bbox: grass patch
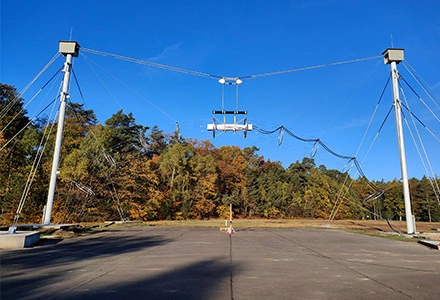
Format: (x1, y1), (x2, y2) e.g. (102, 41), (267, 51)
(344, 229), (417, 242)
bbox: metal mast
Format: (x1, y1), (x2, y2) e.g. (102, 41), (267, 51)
(42, 41), (80, 225)
(382, 48), (415, 234)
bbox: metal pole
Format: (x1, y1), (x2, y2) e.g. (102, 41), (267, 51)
(42, 52), (74, 225)
(389, 60), (415, 234)
(230, 203), (232, 224)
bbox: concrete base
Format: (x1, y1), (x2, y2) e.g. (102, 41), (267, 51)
(0, 231), (40, 249)
(417, 233), (440, 250)
(418, 239), (439, 250)
(14, 223), (80, 230)
(104, 220), (140, 224)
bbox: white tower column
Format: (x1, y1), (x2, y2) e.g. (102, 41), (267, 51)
(382, 48), (415, 234)
(42, 41), (80, 225)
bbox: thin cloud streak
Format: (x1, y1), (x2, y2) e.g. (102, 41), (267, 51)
(149, 43), (183, 61)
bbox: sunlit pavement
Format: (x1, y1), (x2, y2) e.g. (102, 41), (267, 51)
(1, 227), (439, 300)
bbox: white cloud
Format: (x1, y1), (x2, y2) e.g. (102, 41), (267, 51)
(149, 43), (182, 61)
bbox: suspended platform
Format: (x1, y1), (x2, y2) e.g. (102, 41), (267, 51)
(207, 77), (253, 138)
(207, 110), (253, 137)
(207, 123), (253, 132)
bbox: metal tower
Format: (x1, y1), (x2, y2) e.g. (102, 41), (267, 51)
(42, 41), (80, 225)
(382, 48), (415, 234)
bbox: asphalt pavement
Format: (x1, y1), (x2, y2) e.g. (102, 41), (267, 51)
(1, 226), (439, 300)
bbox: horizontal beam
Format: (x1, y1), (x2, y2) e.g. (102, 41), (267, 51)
(212, 110), (247, 115)
(207, 123), (253, 131)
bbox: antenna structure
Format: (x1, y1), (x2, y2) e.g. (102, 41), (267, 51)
(383, 48), (415, 234)
(207, 77), (253, 138)
(42, 41), (80, 225)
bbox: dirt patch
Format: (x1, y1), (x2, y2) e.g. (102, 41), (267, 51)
(109, 219), (440, 234)
(38, 219), (440, 240)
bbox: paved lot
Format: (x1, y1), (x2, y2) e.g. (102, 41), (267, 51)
(1, 227), (439, 300)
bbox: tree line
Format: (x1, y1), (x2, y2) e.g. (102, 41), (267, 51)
(1, 83), (439, 225)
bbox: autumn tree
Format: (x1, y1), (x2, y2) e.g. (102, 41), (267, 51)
(159, 143), (196, 218)
(214, 146), (248, 216)
(190, 141), (218, 219)
(104, 109), (148, 155)
(412, 176), (440, 222)
(382, 179), (406, 220)
(0, 83), (42, 223)
(148, 125), (167, 158)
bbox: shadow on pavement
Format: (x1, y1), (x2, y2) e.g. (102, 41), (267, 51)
(1, 229), (236, 300)
(65, 258), (234, 300)
(2, 257), (235, 300)
(1, 232), (168, 270)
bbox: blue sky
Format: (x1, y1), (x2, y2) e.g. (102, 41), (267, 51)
(1, 0), (439, 181)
